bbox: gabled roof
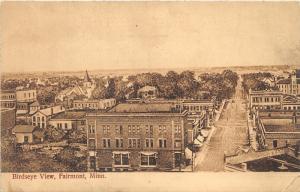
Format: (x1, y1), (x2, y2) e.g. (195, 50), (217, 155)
(13, 125), (35, 133)
(277, 78), (291, 84)
(30, 101), (40, 107)
(33, 105), (65, 116)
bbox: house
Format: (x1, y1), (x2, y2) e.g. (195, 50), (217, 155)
(73, 99), (116, 110)
(31, 105), (65, 128)
(277, 69), (300, 96)
(29, 101), (41, 115)
(137, 86), (158, 99)
(86, 103), (192, 171)
(12, 125), (36, 144)
(49, 111), (86, 131)
(255, 110), (300, 150)
(282, 95), (300, 111)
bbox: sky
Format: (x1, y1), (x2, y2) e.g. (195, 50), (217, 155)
(1, 2), (300, 73)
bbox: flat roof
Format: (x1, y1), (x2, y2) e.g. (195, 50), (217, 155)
(261, 119), (300, 133)
(51, 111), (86, 120)
(110, 103), (181, 113)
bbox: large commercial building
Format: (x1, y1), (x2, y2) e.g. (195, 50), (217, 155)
(255, 110), (300, 150)
(0, 90), (16, 109)
(249, 90), (283, 110)
(277, 69), (300, 96)
(86, 103), (195, 171)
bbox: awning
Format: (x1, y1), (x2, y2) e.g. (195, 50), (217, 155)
(201, 129), (210, 138)
(197, 135), (205, 142)
(185, 148), (193, 159)
(140, 151), (157, 156)
(194, 139), (203, 147)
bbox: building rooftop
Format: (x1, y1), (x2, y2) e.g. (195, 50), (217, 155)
(13, 125), (35, 133)
(249, 90), (283, 95)
(110, 103), (180, 113)
(261, 118), (300, 133)
(51, 111), (86, 120)
(295, 69), (300, 78)
(277, 79), (291, 84)
(35, 105), (65, 116)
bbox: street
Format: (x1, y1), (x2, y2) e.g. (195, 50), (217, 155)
(194, 77), (249, 171)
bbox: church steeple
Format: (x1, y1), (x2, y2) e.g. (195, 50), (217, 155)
(84, 70), (92, 82)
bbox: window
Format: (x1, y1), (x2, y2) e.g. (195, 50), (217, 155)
(88, 125), (95, 134)
(174, 140), (181, 148)
(159, 139), (167, 148)
(273, 140), (278, 148)
(114, 153), (129, 166)
(128, 138), (140, 148)
(140, 153), (157, 167)
(103, 138), (111, 148)
(37, 117), (40, 122)
(33, 116), (36, 122)
(175, 125), (181, 134)
(128, 125), (131, 134)
(90, 156), (96, 170)
(145, 138), (154, 148)
(81, 120), (85, 125)
(89, 139), (96, 149)
(116, 138), (123, 148)
(65, 123), (68, 129)
(103, 125), (110, 134)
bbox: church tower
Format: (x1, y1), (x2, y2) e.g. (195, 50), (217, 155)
(83, 70), (92, 88)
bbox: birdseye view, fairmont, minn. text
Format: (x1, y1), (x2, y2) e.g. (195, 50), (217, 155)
(1, 2), (300, 174)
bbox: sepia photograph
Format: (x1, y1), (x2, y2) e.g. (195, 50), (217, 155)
(0, 1), (299, 192)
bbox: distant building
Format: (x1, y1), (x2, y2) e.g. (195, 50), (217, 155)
(49, 111), (86, 131)
(1, 108), (16, 135)
(31, 105), (65, 128)
(137, 86), (158, 99)
(277, 69), (300, 96)
(73, 99), (116, 110)
(55, 70), (96, 104)
(0, 90), (16, 109)
(12, 125), (36, 144)
(16, 89), (37, 102)
(282, 95), (300, 111)
(249, 90), (283, 110)
(255, 110), (300, 150)
(86, 103), (193, 171)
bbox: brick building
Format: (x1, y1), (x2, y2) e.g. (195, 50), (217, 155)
(249, 90), (283, 110)
(255, 110), (300, 150)
(1, 108), (16, 135)
(277, 69), (300, 96)
(86, 103), (192, 171)
(0, 90), (16, 109)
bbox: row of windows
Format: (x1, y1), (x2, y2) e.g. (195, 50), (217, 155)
(1, 103), (15, 108)
(183, 105), (209, 111)
(33, 116), (45, 122)
(1, 94), (15, 99)
(74, 101), (115, 108)
(23, 92), (35, 98)
(283, 106), (300, 110)
(89, 138), (170, 149)
(33, 122), (45, 128)
(88, 124), (182, 135)
(90, 153), (158, 168)
(252, 97), (280, 103)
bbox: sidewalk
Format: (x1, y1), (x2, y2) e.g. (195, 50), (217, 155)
(246, 109), (259, 151)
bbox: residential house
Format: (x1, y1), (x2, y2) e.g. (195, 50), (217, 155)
(12, 125), (36, 144)
(49, 111), (86, 131)
(31, 105), (65, 128)
(137, 86), (158, 99)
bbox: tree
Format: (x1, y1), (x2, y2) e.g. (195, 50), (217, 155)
(44, 126), (65, 142)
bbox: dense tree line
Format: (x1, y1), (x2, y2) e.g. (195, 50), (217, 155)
(241, 72), (276, 94)
(92, 70), (239, 101)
